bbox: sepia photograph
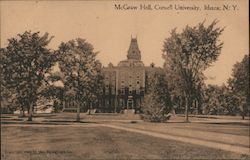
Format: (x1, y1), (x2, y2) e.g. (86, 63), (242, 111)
(0, 0), (249, 159)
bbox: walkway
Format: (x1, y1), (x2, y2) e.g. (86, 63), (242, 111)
(100, 123), (250, 155)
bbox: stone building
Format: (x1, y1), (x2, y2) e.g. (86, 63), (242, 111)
(99, 37), (164, 113)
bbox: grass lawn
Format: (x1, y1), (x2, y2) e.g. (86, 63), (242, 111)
(1, 113), (141, 122)
(1, 125), (249, 160)
(148, 122), (250, 136)
(172, 122), (250, 136)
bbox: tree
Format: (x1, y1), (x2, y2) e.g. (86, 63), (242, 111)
(203, 84), (241, 115)
(163, 20), (224, 122)
(39, 70), (65, 113)
(141, 73), (172, 122)
(2, 31), (55, 121)
(228, 55), (249, 119)
(40, 84), (64, 113)
(57, 38), (102, 121)
(165, 65), (205, 115)
(0, 49), (15, 114)
(223, 91), (241, 116)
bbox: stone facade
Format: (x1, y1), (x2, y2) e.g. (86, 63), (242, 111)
(99, 37), (164, 113)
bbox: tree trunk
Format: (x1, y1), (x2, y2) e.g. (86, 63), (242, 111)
(185, 96), (190, 123)
(242, 112), (245, 120)
(19, 107), (25, 117)
(76, 102), (80, 122)
(27, 102), (33, 121)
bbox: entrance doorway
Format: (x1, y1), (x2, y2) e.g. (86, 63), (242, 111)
(127, 99), (134, 109)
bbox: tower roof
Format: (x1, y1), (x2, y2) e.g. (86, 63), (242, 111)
(127, 37), (141, 60)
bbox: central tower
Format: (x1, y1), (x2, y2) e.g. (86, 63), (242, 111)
(127, 37), (141, 60)
(101, 36), (147, 114)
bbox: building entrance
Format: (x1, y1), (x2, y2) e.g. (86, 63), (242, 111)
(127, 97), (134, 109)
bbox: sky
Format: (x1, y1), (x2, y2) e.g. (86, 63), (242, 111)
(0, 0), (249, 85)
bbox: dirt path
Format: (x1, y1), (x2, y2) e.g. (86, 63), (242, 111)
(99, 124), (250, 155)
(112, 122), (249, 147)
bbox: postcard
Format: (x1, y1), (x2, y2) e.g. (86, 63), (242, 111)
(1, 0), (249, 159)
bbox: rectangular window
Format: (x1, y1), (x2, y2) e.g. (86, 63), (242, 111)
(136, 89), (140, 94)
(121, 89), (125, 95)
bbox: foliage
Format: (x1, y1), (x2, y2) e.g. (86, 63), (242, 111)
(40, 83), (64, 113)
(0, 49), (15, 113)
(141, 73), (172, 122)
(57, 38), (103, 112)
(164, 63), (205, 114)
(202, 85), (240, 115)
(0, 86), (17, 114)
(228, 54), (249, 119)
(1, 31), (55, 120)
(163, 20), (224, 121)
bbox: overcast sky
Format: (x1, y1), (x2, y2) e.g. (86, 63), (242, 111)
(1, 0), (248, 85)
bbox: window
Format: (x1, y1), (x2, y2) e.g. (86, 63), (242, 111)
(121, 89), (125, 95)
(136, 89), (140, 94)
